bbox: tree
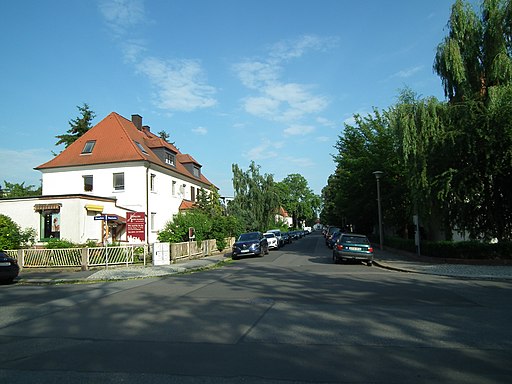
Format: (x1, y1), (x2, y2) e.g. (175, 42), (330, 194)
(194, 187), (224, 218)
(1, 181), (41, 197)
(434, 0), (512, 102)
(55, 103), (96, 148)
(275, 174), (320, 228)
(231, 161), (279, 232)
(324, 108), (408, 236)
(432, 0), (512, 241)
(158, 130), (170, 141)
(390, 89), (450, 239)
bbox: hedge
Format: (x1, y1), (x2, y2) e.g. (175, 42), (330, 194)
(383, 236), (512, 260)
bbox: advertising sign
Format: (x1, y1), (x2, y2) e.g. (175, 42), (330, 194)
(127, 212), (146, 241)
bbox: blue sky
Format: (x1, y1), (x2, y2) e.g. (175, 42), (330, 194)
(1, 0), (465, 197)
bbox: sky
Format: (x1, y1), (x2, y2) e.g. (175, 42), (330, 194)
(0, 0), (470, 197)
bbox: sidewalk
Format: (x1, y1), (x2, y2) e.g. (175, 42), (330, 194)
(374, 248), (512, 280)
(13, 249), (512, 284)
(15, 254), (229, 284)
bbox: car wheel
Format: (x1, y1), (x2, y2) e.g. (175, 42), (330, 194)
(367, 260), (373, 266)
(232, 255), (238, 260)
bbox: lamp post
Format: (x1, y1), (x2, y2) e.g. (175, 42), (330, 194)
(372, 171), (384, 250)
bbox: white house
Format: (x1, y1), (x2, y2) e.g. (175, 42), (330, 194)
(0, 112), (216, 245)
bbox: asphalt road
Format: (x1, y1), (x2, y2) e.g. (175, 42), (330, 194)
(1, 233), (511, 383)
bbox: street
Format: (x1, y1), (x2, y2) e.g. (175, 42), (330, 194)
(1, 233), (511, 383)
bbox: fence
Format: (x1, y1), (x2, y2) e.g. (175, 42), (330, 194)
(5, 245), (148, 270)
(5, 237), (235, 269)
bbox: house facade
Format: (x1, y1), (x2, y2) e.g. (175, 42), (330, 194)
(1, 112), (215, 245)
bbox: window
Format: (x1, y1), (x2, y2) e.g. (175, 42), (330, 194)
(191, 186), (196, 201)
(134, 141), (148, 155)
(193, 166), (200, 178)
(150, 212), (156, 231)
(41, 211), (60, 240)
(81, 140), (96, 154)
(83, 175), (93, 192)
(150, 173), (156, 192)
(172, 180), (176, 196)
(113, 172), (124, 191)
(165, 152), (175, 166)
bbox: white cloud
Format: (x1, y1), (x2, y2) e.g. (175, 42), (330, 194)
(244, 139), (283, 161)
(192, 126), (208, 135)
(316, 116), (337, 128)
(284, 124), (315, 136)
(137, 57), (217, 111)
(390, 65), (424, 79)
(233, 61), (280, 90)
(234, 34), (334, 124)
(269, 35), (338, 62)
(98, 0), (146, 37)
(316, 136), (331, 142)
(284, 155), (315, 168)
(99, 0), (217, 112)
(246, 144), (278, 161)
(243, 96), (280, 118)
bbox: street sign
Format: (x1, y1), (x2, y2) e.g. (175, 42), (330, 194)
(94, 215), (118, 221)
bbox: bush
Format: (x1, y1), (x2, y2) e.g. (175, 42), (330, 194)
(45, 238), (77, 249)
(158, 211), (212, 243)
(0, 214), (36, 250)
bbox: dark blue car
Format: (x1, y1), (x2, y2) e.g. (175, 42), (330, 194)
(232, 232), (269, 260)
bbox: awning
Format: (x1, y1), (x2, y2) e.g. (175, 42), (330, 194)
(34, 203), (62, 211)
(85, 204), (104, 212)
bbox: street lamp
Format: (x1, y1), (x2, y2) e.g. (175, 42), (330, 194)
(372, 171), (384, 250)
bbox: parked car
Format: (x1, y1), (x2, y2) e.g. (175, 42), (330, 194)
(0, 251), (20, 283)
(282, 232), (292, 244)
(232, 232), (269, 259)
(325, 227), (340, 246)
(264, 232), (279, 250)
(327, 231), (342, 248)
(332, 233), (374, 266)
(267, 229), (284, 247)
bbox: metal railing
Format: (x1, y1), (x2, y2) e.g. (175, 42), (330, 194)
(5, 237), (236, 269)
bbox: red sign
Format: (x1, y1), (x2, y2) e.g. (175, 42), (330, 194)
(127, 212), (146, 241)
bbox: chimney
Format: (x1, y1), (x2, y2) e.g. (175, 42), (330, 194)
(142, 125), (151, 133)
(131, 114), (142, 130)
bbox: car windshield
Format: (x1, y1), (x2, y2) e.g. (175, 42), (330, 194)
(264, 233), (275, 238)
(342, 236), (369, 244)
(238, 232), (259, 241)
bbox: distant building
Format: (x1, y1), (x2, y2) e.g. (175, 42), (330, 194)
(276, 207), (293, 228)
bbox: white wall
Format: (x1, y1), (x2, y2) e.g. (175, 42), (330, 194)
(0, 197), (131, 245)
(40, 162), (209, 243)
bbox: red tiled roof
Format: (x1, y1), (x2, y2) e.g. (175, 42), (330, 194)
(36, 112), (214, 187)
(278, 207), (290, 217)
(177, 153), (200, 166)
(179, 200), (196, 210)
